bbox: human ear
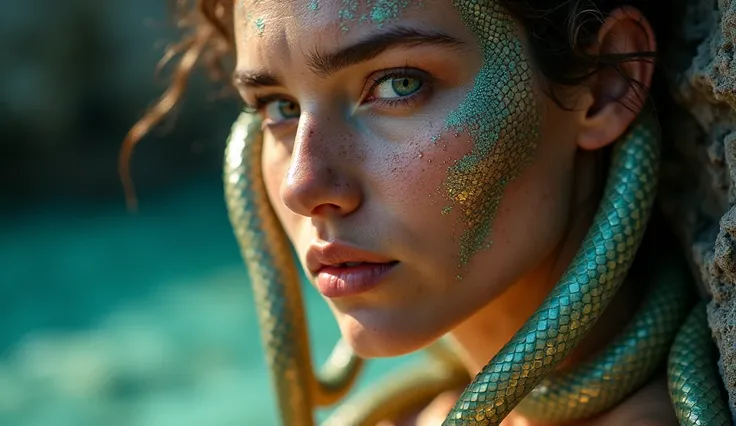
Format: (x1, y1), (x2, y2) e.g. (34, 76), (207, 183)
(576, 6), (656, 151)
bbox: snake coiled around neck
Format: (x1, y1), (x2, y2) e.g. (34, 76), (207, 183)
(224, 110), (729, 425)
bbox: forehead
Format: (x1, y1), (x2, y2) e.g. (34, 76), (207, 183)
(233, 0), (471, 68)
(235, 0), (431, 34)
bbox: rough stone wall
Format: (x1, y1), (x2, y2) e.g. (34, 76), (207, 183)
(662, 0), (736, 420)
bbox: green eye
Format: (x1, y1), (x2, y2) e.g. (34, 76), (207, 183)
(391, 77), (422, 96)
(264, 99), (300, 122)
(374, 76), (423, 99)
(278, 100), (300, 118)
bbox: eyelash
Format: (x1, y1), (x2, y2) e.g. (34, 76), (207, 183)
(243, 95), (282, 114)
(242, 67), (433, 119)
(363, 67), (432, 109)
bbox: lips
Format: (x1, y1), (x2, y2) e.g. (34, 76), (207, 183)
(306, 241), (399, 297)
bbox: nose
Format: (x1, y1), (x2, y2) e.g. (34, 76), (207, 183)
(280, 115), (363, 218)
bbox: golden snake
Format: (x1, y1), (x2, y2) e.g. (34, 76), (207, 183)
(223, 105), (730, 424)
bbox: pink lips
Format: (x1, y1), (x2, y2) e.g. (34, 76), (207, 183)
(315, 262), (399, 297)
(306, 241), (399, 298)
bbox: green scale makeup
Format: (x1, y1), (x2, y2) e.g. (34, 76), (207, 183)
(336, 0), (423, 31)
(237, 0), (266, 39)
(441, 0), (541, 269)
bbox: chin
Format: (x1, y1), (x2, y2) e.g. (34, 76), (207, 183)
(335, 309), (441, 358)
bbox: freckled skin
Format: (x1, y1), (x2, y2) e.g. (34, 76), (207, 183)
(234, 0), (580, 359)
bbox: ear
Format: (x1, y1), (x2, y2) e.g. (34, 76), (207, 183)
(576, 6), (656, 151)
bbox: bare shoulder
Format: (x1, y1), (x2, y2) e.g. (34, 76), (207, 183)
(593, 373), (679, 426)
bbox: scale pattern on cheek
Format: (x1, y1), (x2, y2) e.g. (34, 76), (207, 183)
(441, 0), (540, 268)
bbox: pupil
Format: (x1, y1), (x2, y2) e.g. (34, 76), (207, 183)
(279, 101), (298, 117)
(392, 77), (420, 96)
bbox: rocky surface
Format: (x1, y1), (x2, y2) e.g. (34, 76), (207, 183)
(662, 0), (736, 420)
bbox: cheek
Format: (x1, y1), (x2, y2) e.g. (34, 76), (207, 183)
(366, 118), (473, 219)
(371, 126), (481, 269)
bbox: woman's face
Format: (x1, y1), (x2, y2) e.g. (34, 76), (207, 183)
(234, 0), (583, 357)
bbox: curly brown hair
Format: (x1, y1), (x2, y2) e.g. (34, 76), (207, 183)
(120, 0), (234, 209)
(121, 0), (663, 209)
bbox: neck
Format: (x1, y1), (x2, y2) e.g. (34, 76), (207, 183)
(448, 149), (642, 378)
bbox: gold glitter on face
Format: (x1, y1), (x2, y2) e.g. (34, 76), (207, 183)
(441, 0), (540, 267)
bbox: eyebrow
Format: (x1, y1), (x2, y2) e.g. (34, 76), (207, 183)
(233, 72), (283, 88)
(307, 27), (465, 77)
(232, 27), (465, 89)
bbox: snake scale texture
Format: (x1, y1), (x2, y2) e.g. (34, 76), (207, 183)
(514, 256), (693, 422)
(667, 302), (731, 426)
(223, 107), (730, 425)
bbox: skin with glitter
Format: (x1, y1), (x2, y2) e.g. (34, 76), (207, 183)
(338, 0), (422, 31)
(440, 0), (539, 268)
(254, 17), (266, 35)
(235, 0), (268, 39)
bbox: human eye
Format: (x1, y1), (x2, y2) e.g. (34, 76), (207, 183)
(363, 68), (433, 111)
(373, 75), (423, 98)
(244, 96), (301, 127)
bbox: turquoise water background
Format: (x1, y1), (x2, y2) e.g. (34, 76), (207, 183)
(0, 179), (419, 426)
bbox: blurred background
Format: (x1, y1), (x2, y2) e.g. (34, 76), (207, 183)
(1, 1), (417, 424)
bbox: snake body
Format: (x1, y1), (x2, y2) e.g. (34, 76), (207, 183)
(224, 108), (730, 425)
(667, 303), (731, 426)
(224, 113), (363, 426)
(515, 257), (693, 422)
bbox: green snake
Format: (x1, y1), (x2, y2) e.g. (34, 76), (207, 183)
(223, 106), (730, 424)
